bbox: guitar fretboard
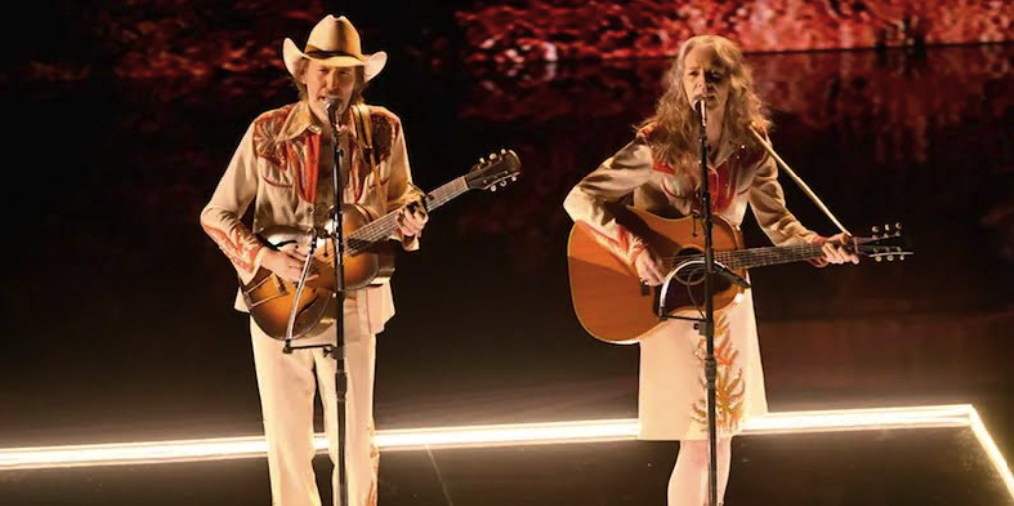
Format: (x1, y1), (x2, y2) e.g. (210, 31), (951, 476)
(665, 243), (829, 271)
(719, 243), (826, 269)
(346, 177), (469, 255)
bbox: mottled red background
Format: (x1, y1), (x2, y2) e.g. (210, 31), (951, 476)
(458, 0), (1014, 63)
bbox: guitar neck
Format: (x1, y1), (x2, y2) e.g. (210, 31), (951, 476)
(346, 176), (470, 255)
(716, 243), (826, 270)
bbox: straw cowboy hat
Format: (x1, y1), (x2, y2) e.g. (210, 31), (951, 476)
(282, 15), (387, 81)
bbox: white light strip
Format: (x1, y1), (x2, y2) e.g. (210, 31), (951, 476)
(372, 418), (638, 451)
(370, 404), (975, 452)
(0, 437), (270, 470)
(968, 407), (1014, 499)
(0, 404), (1009, 500)
(740, 404), (972, 435)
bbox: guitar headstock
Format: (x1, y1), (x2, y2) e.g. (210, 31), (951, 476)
(464, 149), (521, 192)
(855, 222), (914, 262)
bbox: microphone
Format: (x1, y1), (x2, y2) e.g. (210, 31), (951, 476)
(324, 97), (341, 126)
(324, 97), (341, 112)
(693, 95), (707, 128)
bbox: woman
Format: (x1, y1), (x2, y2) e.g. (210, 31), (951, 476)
(563, 35), (857, 505)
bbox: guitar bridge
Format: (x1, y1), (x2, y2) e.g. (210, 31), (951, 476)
(242, 274), (291, 309)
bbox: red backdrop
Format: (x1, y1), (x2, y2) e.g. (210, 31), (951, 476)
(457, 0), (1014, 63)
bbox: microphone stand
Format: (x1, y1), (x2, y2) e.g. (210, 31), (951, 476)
(283, 100), (351, 506)
(696, 99), (720, 506)
(326, 102), (351, 506)
(656, 100), (752, 505)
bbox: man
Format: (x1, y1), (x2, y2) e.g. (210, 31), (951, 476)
(200, 14), (427, 506)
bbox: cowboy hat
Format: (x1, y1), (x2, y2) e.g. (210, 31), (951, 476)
(282, 15), (387, 81)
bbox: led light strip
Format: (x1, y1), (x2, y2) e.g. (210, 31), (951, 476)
(0, 404), (1009, 499)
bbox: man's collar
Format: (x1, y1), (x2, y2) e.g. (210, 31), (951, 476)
(277, 101), (317, 142)
(277, 101), (361, 145)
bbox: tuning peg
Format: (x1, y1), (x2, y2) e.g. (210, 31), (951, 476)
(500, 148), (507, 155)
(875, 255), (883, 262)
(511, 175), (518, 182)
(872, 225), (880, 233)
(895, 222), (902, 230)
(884, 223), (892, 231)
(500, 180), (507, 187)
(490, 152), (499, 159)
(490, 185), (497, 192)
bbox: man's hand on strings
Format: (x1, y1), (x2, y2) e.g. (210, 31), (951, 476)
(396, 200), (428, 238)
(262, 244), (318, 282)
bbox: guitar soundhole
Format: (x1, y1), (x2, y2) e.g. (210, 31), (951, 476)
(671, 248), (706, 286)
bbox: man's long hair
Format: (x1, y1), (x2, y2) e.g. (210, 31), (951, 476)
(643, 35), (771, 180)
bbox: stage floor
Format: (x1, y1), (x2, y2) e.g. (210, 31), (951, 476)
(2, 415), (1010, 505)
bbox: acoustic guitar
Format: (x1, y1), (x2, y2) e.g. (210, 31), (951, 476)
(567, 206), (912, 344)
(243, 149), (521, 340)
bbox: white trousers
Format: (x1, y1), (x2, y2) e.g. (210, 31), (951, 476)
(250, 301), (378, 506)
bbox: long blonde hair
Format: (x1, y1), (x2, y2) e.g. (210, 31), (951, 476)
(643, 35), (771, 173)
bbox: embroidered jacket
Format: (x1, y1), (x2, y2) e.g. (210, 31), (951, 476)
(564, 124), (817, 266)
(201, 101), (423, 334)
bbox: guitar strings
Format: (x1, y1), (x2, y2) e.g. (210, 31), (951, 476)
(661, 242), (904, 270)
(344, 179), (468, 255)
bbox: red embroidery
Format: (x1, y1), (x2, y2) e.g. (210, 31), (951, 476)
(698, 159), (739, 214)
(286, 136), (320, 203)
(201, 223), (262, 273)
(739, 144), (767, 167)
(252, 104), (398, 206)
(656, 162), (732, 212)
(707, 165), (732, 213)
(606, 224), (632, 254)
(629, 243), (648, 265)
(252, 106), (293, 171)
(370, 109), (398, 163)
(661, 178), (678, 199)
(579, 221), (635, 258)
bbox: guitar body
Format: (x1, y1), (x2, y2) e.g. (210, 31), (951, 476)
(567, 207), (746, 345)
(241, 204), (395, 340)
(232, 147), (522, 340)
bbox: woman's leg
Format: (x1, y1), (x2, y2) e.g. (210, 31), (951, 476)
(717, 437), (732, 503)
(668, 437), (733, 506)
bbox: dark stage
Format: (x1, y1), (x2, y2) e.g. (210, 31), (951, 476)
(2, 2), (1013, 505)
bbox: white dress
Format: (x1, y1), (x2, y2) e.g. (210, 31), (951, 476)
(637, 288), (768, 440)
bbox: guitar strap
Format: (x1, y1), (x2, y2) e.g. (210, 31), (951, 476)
(351, 103), (379, 172)
(749, 124), (851, 236)
(352, 102), (427, 215)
